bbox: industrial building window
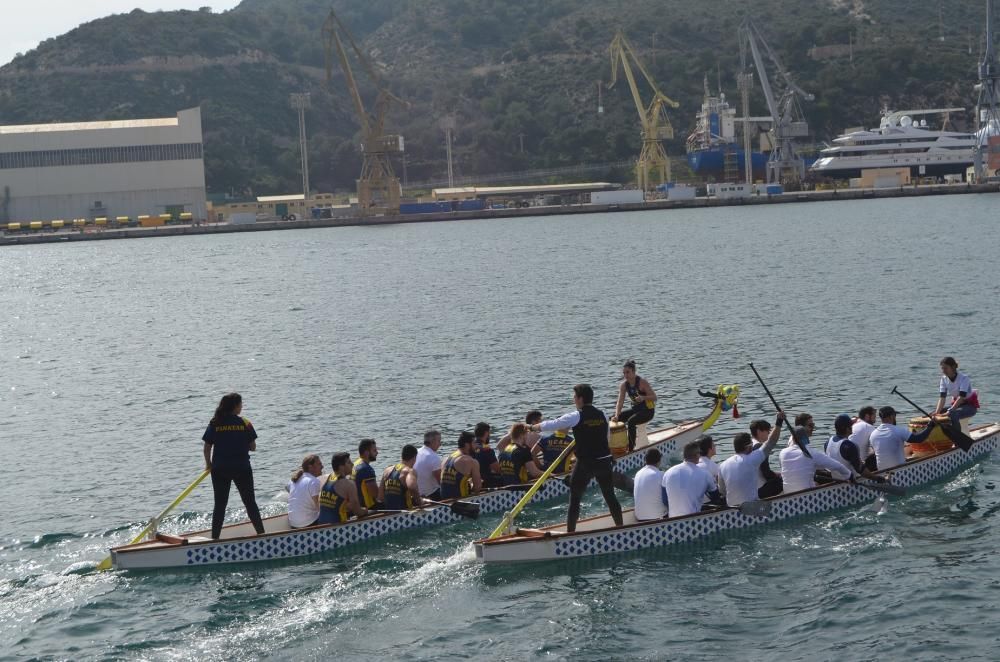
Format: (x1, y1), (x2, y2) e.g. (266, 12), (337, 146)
(0, 143), (203, 170)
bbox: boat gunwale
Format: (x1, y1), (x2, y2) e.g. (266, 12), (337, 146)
(476, 421), (1000, 548)
(110, 418), (705, 558)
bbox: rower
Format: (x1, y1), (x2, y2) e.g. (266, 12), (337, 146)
(719, 420), (781, 507)
(612, 359), (657, 452)
(634, 448), (668, 520)
(379, 445), (423, 511)
(662, 440), (724, 517)
(473, 422), (501, 488)
(317, 452), (369, 524)
(749, 417), (784, 498)
(778, 420), (855, 492)
(528, 383), (624, 533)
(532, 428), (575, 474)
(869, 406), (936, 470)
(850, 406), (878, 471)
(498, 410), (543, 453)
(827, 414), (881, 479)
(696, 434), (721, 482)
(440, 431), (483, 499)
(352, 438), (380, 510)
(286, 454), (324, 528)
(934, 357), (979, 429)
(498, 423), (544, 486)
(413, 430), (443, 501)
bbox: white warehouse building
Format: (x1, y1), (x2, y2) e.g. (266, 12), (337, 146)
(0, 107), (207, 223)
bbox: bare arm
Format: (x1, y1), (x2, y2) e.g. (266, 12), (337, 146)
(525, 458), (543, 479)
(640, 378), (657, 403)
(530, 442), (544, 466)
(405, 469), (422, 507)
(468, 459), (483, 493)
(934, 394), (946, 414)
(377, 470), (387, 503)
(340, 480), (368, 518)
(203, 443), (213, 471)
(497, 432), (512, 452)
(613, 382), (626, 419)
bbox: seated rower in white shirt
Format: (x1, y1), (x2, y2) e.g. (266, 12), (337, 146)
(827, 414), (882, 480)
(848, 406), (878, 471)
(662, 440), (724, 517)
(287, 454), (324, 528)
(634, 448), (668, 520)
(695, 434), (722, 502)
(719, 414), (784, 507)
(869, 406), (935, 470)
(778, 417), (856, 493)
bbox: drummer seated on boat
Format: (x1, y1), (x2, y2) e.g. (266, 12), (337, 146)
(352, 438), (380, 510)
(440, 431), (482, 499)
(497, 410), (543, 453)
(719, 414), (783, 507)
(662, 440), (724, 518)
(778, 418), (855, 493)
(532, 428), (575, 474)
(827, 414), (882, 480)
(634, 448), (668, 520)
(933, 356), (979, 428)
(498, 423), (544, 486)
(379, 445), (423, 510)
(612, 359), (657, 452)
(317, 452), (369, 525)
(870, 406), (936, 471)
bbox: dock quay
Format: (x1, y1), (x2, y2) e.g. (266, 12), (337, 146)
(2, 182), (998, 248)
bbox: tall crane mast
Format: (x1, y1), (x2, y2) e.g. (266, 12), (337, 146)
(322, 9), (406, 214)
(738, 17), (814, 185)
(609, 30), (680, 191)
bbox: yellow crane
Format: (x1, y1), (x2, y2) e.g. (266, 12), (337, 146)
(322, 9), (407, 214)
(609, 30), (680, 190)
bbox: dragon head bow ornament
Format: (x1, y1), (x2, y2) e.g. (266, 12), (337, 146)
(699, 384), (741, 431)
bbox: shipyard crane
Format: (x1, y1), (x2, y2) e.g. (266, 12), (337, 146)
(738, 17), (814, 185)
(609, 30), (680, 190)
(322, 9), (407, 214)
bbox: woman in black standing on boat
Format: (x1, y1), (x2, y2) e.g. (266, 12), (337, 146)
(202, 392), (266, 539)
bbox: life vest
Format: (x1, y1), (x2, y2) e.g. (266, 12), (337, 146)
(351, 458), (378, 508)
(625, 376), (654, 410)
(317, 474), (349, 524)
(440, 451), (471, 498)
(539, 431), (575, 473)
(382, 463), (414, 510)
(498, 446), (531, 486)
(573, 405), (611, 462)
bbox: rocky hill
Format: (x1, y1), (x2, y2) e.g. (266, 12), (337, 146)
(0, 0), (988, 195)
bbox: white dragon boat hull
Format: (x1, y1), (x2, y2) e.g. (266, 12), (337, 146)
(110, 419), (706, 570)
(473, 423), (1000, 564)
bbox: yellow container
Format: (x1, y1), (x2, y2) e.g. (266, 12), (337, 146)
(7, 222), (21, 231)
(139, 215), (164, 227)
(29, 221), (43, 230)
(610, 422), (629, 458)
(159, 213), (173, 222)
(51, 220), (65, 229)
(179, 212), (193, 221)
(95, 217), (108, 226)
(115, 216), (130, 225)
(73, 219), (87, 227)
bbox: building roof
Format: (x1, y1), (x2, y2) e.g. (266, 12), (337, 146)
(256, 194), (306, 203)
(0, 117), (180, 135)
(432, 182), (616, 198)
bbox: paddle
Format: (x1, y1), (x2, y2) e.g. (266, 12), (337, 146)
(737, 500), (773, 518)
(852, 478), (907, 497)
(891, 386), (974, 452)
(96, 468), (210, 571)
(748, 362), (811, 458)
(488, 441), (576, 539)
(422, 498), (480, 519)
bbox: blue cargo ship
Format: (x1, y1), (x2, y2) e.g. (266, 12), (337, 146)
(685, 80), (769, 179)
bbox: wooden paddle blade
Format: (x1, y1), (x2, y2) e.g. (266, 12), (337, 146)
(738, 500), (773, 518)
(450, 501), (480, 519)
(857, 480), (907, 497)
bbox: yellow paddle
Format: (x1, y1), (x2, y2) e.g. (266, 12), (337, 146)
(488, 441), (575, 539)
(96, 468), (211, 571)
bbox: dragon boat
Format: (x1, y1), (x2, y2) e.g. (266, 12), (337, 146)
(109, 387), (741, 570)
(472, 422), (1000, 564)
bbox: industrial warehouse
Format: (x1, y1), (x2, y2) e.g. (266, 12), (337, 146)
(0, 108), (206, 228)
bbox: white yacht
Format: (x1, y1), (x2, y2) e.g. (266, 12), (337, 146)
(810, 108), (976, 178)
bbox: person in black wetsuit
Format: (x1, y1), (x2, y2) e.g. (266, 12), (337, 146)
(612, 360), (657, 452)
(529, 384), (624, 533)
(202, 392), (265, 539)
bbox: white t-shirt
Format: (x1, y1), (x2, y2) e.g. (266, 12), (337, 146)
(870, 423), (912, 470)
(414, 445), (442, 496)
(697, 456), (722, 502)
(287, 473), (322, 528)
(778, 440), (851, 493)
(849, 420), (876, 459)
(633, 465), (667, 520)
(940, 372), (973, 400)
(662, 461), (716, 518)
(719, 448), (766, 506)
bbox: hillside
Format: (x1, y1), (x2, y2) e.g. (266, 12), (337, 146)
(0, 0), (989, 195)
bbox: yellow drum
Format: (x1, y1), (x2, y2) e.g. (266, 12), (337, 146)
(907, 415), (968, 456)
(610, 421), (629, 458)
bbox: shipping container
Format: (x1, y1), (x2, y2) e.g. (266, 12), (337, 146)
(591, 190), (645, 204)
(666, 185), (696, 200)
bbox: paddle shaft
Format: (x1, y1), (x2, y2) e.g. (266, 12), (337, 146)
(891, 386), (973, 452)
(96, 468), (211, 570)
(488, 440), (576, 539)
(748, 363), (811, 458)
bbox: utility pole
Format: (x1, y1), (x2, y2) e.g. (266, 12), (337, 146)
(290, 93), (311, 199)
(518, 132), (525, 154)
(440, 115), (456, 188)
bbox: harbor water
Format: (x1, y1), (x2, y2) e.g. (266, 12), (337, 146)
(2, 194), (999, 660)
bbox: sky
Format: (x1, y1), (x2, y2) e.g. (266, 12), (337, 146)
(0, 1), (243, 66)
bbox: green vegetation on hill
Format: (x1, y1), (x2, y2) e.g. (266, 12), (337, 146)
(0, 0), (990, 196)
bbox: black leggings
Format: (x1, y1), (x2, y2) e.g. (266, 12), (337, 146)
(618, 406), (654, 450)
(567, 457), (624, 532)
(211, 466), (265, 538)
